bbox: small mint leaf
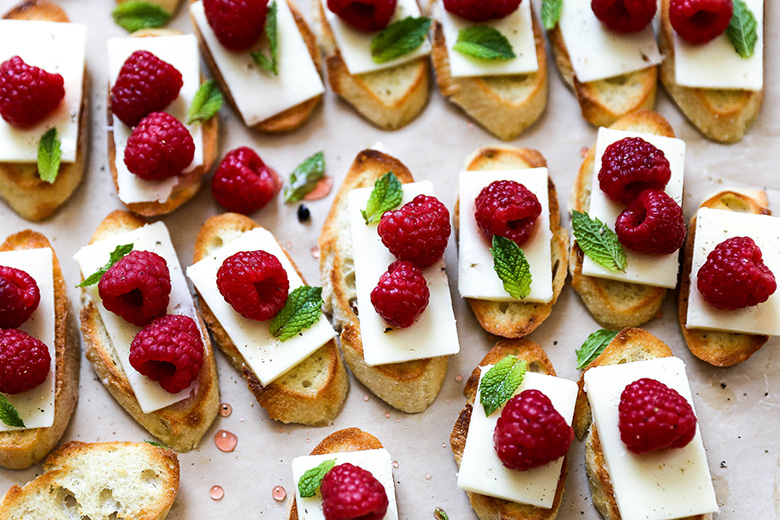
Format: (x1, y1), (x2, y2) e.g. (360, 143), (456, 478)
(112, 1), (171, 32)
(0, 394), (25, 428)
(453, 25), (515, 61)
(571, 210), (627, 272)
(283, 151), (326, 203)
(269, 286), (323, 341)
(361, 171), (403, 224)
(77, 244), (134, 288)
(371, 16), (431, 64)
(727, 0), (758, 59)
(298, 459), (336, 498)
(541, 0), (563, 30)
(480, 355), (527, 416)
(145, 440), (169, 449)
(575, 329), (619, 369)
(187, 80), (224, 124)
(434, 508), (450, 520)
(491, 235), (532, 299)
(251, 1), (278, 75)
(37, 128), (61, 184)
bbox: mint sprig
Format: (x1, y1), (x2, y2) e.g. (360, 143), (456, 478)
(575, 329), (618, 369)
(283, 151), (326, 203)
(77, 244), (134, 288)
(361, 171), (403, 224)
(269, 286), (323, 341)
(187, 80), (224, 124)
(571, 210), (627, 272)
(371, 16), (431, 64)
(111, 1), (172, 32)
(453, 26), (515, 61)
(145, 440), (169, 449)
(480, 355), (527, 417)
(727, 0), (758, 59)
(0, 394), (25, 428)
(251, 1), (278, 75)
(491, 235), (532, 299)
(298, 459), (336, 498)
(37, 128), (61, 184)
(541, 0), (563, 30)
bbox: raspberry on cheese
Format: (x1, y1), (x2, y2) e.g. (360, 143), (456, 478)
(320, 463), (389, 520)
(0, 328), (51, 395)
(0, 56), (64, 128)
(124, 112), (195, 181)
(217, 250), (289, 321)
(327, 0), (397, 32)
(0, 265), (40, 329)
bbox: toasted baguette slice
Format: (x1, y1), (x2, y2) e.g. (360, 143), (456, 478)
(569, 110), (674, 329)
(192, 213), (348, 426)
(678, 190), (771, 367)
(287, 428), (387, 520)
(319, 149), (448, 413)
(313, 1), (429, 130)
(0, 231), (79, 469)
(0, 441), (179, 520)
(0, 0), (89, 222)
(455, 146), (568, 338)
(548, 25), (656, 128)
(190, 0), (323, 133)
(106, 29), (219, 217)
(451, 339), (567, 520)
(430, 6), (547, 141)
(657, 0), (763, 143)
(79, 210), (219, 451)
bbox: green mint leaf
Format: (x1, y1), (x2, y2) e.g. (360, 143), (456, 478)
(251, 1), (278, 75)
(283, 151), (326, 203)
(37, 128), (61, 184)
(571, 210), (627, 272)
(575, 329), (619, 369)
(480, 355), (527, 417)
(111, 1), (172, 32)
(491, 235), (532, 299)
(361, 171), (403, 224)
(727, 0), (758, 59)
(434, 508), (450, 520)
(453, 25), (516, 61)
(0, 394), (25, 428)
(298, 459), (336, 498)
(187, 80), (224, 124)
(270, 286), (323, 341)
(145, 440), (169, 449)
(370, 16), (432, 64)
(77, 244), (134, 288)
(541, 0), (563, 30)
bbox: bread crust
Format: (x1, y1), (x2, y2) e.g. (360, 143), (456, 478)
(191, 212), (348, 426)
(677, 191), (771, 367)
(454, 146), (568, 338)
(319, 149), (448, 413)
(0, 0), (89, 222)
(78, 210), (219, 452)
(0, 231), (79, 470)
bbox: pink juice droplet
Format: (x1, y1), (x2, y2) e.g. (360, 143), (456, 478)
(363, 394), (370, 402)
(425, 473), (432, 480)
(384, 412), (391, 419)
(219, 403), (232, 417)
(214, 430), (237, 452)
(303, 177), (333, 201)
(310, 245), (320, 259)
(210, 485), (224, 500)
(455, 374), (463, 382)
(392, 460), (399, 468)
(272, 485), (287, 501)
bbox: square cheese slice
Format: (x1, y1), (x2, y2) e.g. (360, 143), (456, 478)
(186, 227), (337, 386)
(348, 180), (460, 366)
(687, 207), (780, 335)
(583, 357), (718, 520)
(458, 168), (553, 302)
(0, 20), (86, 163)
(458, 369), (577, 508)
(0, 248), (56, 431)
(582, 127), (686, 288)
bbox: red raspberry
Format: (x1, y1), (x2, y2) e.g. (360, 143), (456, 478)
(370, 260), (429, 329)
(443, 0), (521, 21)
(670, 0), (733, 44)
(0, 328), (50, 394)
(0, 56), (65, 128)
(204, 0), (267, 51)
(211, 147), (278, 214)
(327, 0), (397, 32)
(129, 314), (204, 394)
(598, 137), (672, 205)
(124, 112), (195, 181)
(619, 378), (697, 454)
(591, 0), (656, 33)
(110, 50), (183, 128)
(98, 250), (172, 327)
(320, 463), (389, 520)
(474, 180), (541, 247)
(217, 251), (289, 321)
(493, 389), (574, 470)
(614, 190), (686, 255)
(0, 266), (40, 329)
(697, 237), (777, 310)
(378, 195), (451, 268)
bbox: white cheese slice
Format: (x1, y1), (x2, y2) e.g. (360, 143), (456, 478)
(106, 34), (204, 205)
(191, 0), (324, 126)
(0, 248), (55, 431)
(583, 357), (718, 520)
(687, 207), (780, 335)
(582, 127), (686, 288)
(291, 449), (398, 520)
(0, 20), (86, 164)
(322, 0), (432, 75)
(674, 0), (763, 90)
(436, 0), (538, 78)
(186, 227), (337, 386)
(348, 181), (460, 366)
(458, 369), (577, 508)
(73, 222), (201, 414)
(458, 168), (553, 302)
(558, 0), (662, 83)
